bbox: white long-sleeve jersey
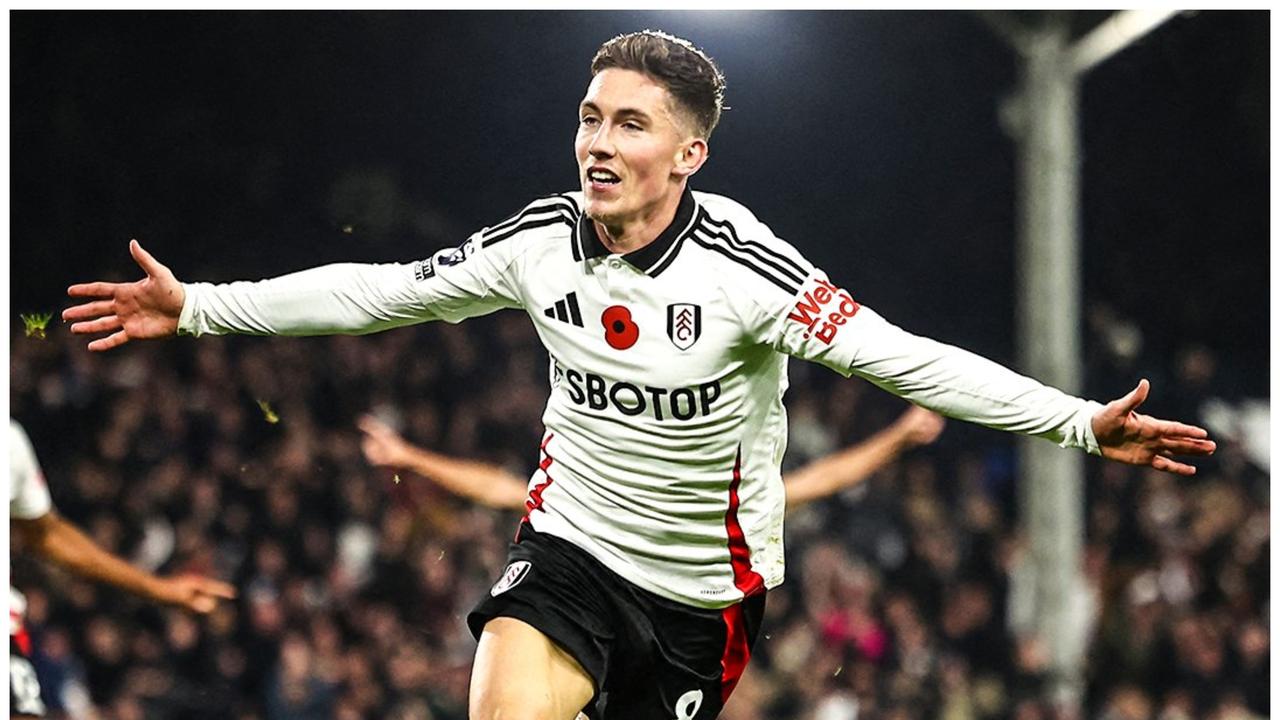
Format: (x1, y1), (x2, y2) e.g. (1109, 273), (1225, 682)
(179, 189), (1101, 608)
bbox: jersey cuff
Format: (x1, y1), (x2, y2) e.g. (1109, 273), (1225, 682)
(176, 282), (204, 337)
(1065, 401), (1104, 455)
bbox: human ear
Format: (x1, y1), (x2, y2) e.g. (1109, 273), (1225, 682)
(673, 138), (709, 178)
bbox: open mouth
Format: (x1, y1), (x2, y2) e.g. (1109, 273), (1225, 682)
(587, 169), (621, 186)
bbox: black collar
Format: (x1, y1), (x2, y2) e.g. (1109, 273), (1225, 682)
(572, 187), (698, 277)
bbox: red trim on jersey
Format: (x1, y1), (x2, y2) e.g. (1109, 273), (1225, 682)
(719, 603), (752, 704)
(12, 607), (31, 655)
(519, 433), (556, 539)
(724, 448), (765, 598)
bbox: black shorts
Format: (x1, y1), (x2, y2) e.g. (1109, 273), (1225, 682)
(10, 635), (47, 718)
(468, 523), (766, 720)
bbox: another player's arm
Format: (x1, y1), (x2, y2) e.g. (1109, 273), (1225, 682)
(783, 405), (944, 511)
(10, 511), (236, 614)
(360, 408), (944, 514)
(359, 415), (528, 511)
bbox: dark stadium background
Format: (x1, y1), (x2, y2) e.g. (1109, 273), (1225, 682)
(8, 10), (1270, 720)
(10, 11), (1268, 392)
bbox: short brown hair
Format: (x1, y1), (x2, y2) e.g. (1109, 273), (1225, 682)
(591, 30), (726, 139)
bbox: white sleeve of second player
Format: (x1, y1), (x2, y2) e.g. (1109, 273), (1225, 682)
(9, 421), (53, 520)
(178, 234), (524, 337)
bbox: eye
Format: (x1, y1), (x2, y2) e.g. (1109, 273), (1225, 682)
(580, 115), (600, 128)
(623, 122), (644, 132)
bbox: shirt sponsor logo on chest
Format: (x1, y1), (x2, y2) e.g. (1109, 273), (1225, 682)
(553, 360), (722, 422)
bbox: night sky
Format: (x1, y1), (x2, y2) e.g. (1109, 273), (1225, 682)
(10, 11), (1270, 395)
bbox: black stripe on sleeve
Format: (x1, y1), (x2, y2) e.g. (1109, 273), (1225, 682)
(482, 213), (575, 248)
(481, 198), (577, 243)
(699, 213), (813, 279)
(689, 234), (799, 296)
(486, 196), (579, 236)
(693, 222), (806, 287)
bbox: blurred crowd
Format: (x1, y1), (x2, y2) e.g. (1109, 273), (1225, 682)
(9, 301), (1268, 720)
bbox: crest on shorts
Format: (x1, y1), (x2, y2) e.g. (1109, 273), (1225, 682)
(666, 303), (701, 350)
(490, 560), (532, 597)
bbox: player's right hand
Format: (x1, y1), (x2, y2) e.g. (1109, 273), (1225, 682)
(63, 240), (184, 351)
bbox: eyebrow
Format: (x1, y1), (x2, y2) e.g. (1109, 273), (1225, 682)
(580, 102), (653, 123)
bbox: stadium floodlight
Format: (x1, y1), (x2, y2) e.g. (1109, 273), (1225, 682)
(978, 8), (1183, 713)
(1070, 9), (1183, 74)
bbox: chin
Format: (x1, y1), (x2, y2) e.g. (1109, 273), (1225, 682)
(583, 199), (623, 225)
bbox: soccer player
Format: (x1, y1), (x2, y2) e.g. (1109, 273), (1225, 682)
(357, 406), (945, 512)
(63, 30), (1214, 720)
(8, 420), (236, 718)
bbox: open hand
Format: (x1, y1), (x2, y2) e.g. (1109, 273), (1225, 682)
(1091, 379), (1216, 475)
(63, 240), (185, 351)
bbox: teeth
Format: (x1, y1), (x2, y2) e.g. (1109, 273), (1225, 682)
(590, 171), (619, 182)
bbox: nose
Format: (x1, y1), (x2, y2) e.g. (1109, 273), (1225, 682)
(587, 123), (616, 159)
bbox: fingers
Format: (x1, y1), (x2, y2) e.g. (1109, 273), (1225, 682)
(62, 299), (116, 322)
(1132, 411), (1212, 441)
(69, 315), (122, 336)
(1158, 437), (1217, 456)
(178, 577), (236, 614)
(66, 281), (123, 299)
(86, 331), (132, 352)
(130, 239), (168, 278)
(357, 414), (389, 435)
(1116, 378), (1151, 415)
(200, 579), (238, 600)
(1150, 419), (1211, 439)
(1151, 455), (1197, 476)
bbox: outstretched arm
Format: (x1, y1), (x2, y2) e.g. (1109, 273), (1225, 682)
(63, 240), (436, 347)
(65, 232), (527, 350)
(11, 511), (236, 614)
(359, 415), (528, 511)
(783, 406), (945, 511)
(1091, 379), (1215, 476)
(820, 306), (1214, 475)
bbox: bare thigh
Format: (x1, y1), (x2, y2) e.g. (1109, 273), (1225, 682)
(470, 617), (596, 720)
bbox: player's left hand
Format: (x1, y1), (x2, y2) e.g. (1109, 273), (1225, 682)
(155, 574), (237, 614)
(1091, 379), (1216, 476)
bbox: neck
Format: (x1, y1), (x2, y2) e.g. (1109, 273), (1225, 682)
(594, 183), (685, 254)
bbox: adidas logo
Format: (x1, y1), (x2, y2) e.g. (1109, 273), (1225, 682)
(543, 292), (584, 327)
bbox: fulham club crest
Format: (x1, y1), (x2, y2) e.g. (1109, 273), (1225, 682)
(490, 560), (532, 597)
(666, 303), (702, 350)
